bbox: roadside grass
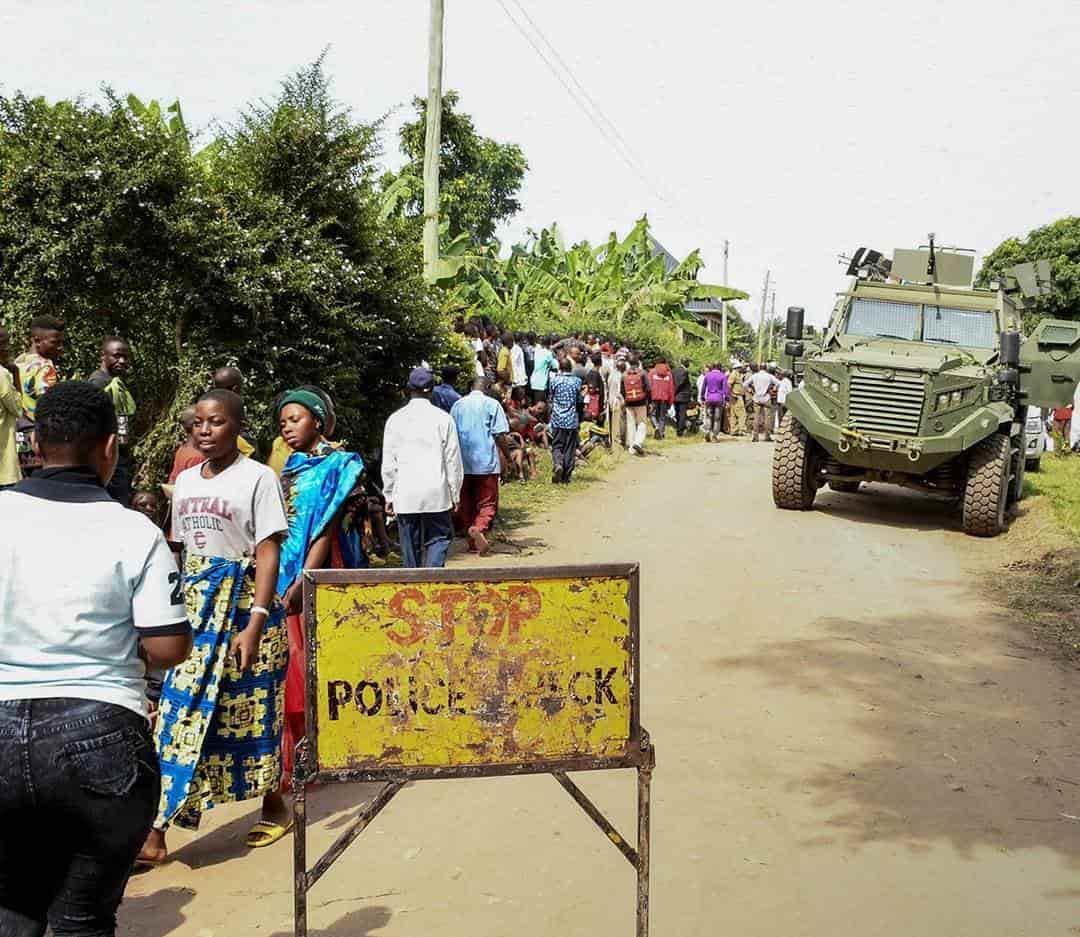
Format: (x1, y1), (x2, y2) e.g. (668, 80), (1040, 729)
(992, 455), (1080, 661)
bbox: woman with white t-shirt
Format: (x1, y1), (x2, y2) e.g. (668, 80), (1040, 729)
(140, 389), (290, 864)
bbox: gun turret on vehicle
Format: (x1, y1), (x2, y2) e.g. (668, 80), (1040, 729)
(772, 236), (1078, 536)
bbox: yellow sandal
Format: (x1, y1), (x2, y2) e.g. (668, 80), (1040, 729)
(245, 819), (294, 848)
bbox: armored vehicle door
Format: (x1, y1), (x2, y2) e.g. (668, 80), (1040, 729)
(1022, 319), (1080, 408)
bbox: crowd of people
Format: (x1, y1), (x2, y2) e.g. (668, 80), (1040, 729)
(0, 311), (797, 936)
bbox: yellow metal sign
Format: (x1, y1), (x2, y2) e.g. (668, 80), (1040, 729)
(310, 570), (634, 771)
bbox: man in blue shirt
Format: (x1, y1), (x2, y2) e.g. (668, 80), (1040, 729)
(529, 336), (556, 403)
(548, 357), (582, 484)
(450, 377), (510, 555)
(432, 365), (462, 413)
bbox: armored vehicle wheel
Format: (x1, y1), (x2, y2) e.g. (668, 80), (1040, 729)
(828, 480), (861, 493)
(962, 433), (1010, 537)
(772, 415), (821, 510)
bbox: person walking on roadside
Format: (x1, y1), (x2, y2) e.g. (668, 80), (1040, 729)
(548, 357), (583, 483)
(622, 354), (651, 455)
(702, 363), (730, 442)
(606, 353), (628, 449)
(776, 370), (794, 429)
(381, 368), (464, 568)
(0, 326), (21, 491)
(521, 332), (536, 383)
(451, 376), (510, 554)
(433, 365), (462, 413)
(766, 366), (781, 432)
(749, 364), (780, 442)
(14, 315), (65, 476)
(271, 388), (366, 832)
(142, 388), (290, 865)
(88, 336), (138, 505)
(168, 407), (203, 483)
(0, 381), (192, 936)
(1052, 403), (1072, 441)
(583, 352), (607, 426)
(211, 367), (258, 458)
(671, 359), (693, 437)
(510, 332), (528, 392)
(530, 336), (555, 403)
(647, 358), (675, 439)
(496, 332), (514, 386)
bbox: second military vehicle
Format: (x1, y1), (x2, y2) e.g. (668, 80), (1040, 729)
(773, 237), (1080, 536)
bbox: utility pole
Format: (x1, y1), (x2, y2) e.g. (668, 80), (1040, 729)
(721, 239), (729, 353)
(755, 268), (770, 363)
(422, 0), (445, 283)
(767, 290), (776, 361)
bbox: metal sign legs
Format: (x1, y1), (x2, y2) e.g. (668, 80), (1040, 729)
(291, 735), (655, 936)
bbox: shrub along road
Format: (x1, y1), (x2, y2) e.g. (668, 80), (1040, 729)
(122, 440), (1080, 937)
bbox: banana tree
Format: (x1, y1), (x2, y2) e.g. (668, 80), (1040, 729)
(439, 216), (748, 346)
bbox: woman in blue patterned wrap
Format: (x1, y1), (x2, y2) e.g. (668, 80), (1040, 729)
(139, 389), (290, 864)
(262, 388), (366, 835)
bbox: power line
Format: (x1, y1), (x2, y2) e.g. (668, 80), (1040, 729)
(491, 0), (669, 205)
(506, 0), (656, 192)
(492, 0), (729, 263)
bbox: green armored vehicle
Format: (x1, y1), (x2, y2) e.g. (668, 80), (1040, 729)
(773, 238), (1080, 536)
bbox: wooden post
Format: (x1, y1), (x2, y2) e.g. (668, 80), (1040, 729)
(721, 239), (729, 353)
(755, 268), (770, 364)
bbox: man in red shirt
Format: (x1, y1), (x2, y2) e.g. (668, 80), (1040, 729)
(167, 407), (203, 484)
(1052, 404), (1073, 442)
(647, 358), (675, 439)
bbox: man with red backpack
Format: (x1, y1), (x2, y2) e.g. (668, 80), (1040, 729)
(621, 354), (651, 455)
(647, 358), (675, 440)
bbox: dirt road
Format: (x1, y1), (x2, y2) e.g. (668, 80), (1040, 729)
(123, 440), (1080, 937)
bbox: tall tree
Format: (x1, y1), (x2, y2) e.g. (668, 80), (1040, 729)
(0, 61), (459, 479)
(977, 217), (1080, 328)
(388, 91), (527, 243)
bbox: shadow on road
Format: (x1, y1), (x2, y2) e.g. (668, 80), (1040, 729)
(714, 606), (1080, 866)
(265, 906), (393, 937)
(814, 484), (963, 533)
(119, 886), (194, 937)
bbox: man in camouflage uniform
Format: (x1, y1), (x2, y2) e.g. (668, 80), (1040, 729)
(727, 365), (748, 436)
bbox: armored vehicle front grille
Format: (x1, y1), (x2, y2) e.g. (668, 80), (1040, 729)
(848, 369), (925, 436)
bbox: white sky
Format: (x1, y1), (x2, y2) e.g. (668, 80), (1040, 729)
(3, 0), (1079, 327)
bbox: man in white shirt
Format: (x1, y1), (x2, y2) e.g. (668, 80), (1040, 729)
(0, 381), (192, 936)
(749, 364), (781, 442)
(509, 333), (528, 390)
(776, 370), (794, 430)
(382, 368), (465, 568)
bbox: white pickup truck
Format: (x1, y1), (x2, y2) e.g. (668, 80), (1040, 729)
(1025, 406), (1047, 471)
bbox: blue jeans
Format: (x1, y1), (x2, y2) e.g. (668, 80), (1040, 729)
(397, 511), (453, 568)
(0, 699), (160, 937)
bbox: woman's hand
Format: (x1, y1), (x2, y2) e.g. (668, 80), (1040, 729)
(284, 581), (303, 615)
(231, 622), (263, 672)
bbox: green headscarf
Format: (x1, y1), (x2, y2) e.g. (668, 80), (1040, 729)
(277, 389), (328, 427)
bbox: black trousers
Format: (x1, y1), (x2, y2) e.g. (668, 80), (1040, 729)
(674, 402), (689, 435)
(106, 456), (133, 507)
(0, 699), (160, 937)
(550, 426), (578, 482)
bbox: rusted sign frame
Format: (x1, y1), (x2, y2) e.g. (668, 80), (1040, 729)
(293, 563), (654, 937)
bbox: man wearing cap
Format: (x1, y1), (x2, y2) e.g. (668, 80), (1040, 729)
(381, 368), (464, 568)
